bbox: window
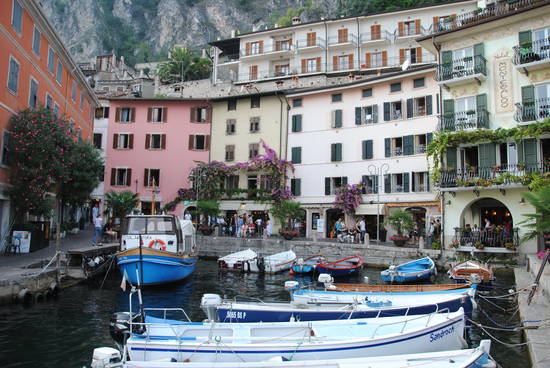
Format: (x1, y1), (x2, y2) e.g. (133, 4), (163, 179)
(368, 52), (386, 68)
(45, 93), (53, 110)
(389, 173), (406, 193)
(71, 81), (76, 102)
(331, 109), (343, 128)
(68, 119), (74, 132)
(383, 101), (403, 121)
(32, 26), (41, 56)
(412, 172), (429, 192)
(406, 96), (431, 118)
(225, 145), (235, 162)
(249, 65), (258, 80)
(291, 178), (301, 196)
(249, 41), (261, 55)
(148, 107), (167, 123)
(189, 134), (209, 150)
(330, 143), (342, 162)
(146, 133), (166, 150)
(361, 175), (378, 194)
(56, 60), (63, 85)
(144, 169), (160, 187)
(53, 103), (59, 118)
(391, 137), (403, 156)
(11, 0), (22, 33)
(361, 140), (373, 160)
(249, 143), (259, 158)
(385, 135), (416, 157)
(226, 119), (236, 135)
(355, 105), (378, 125)
(413, 78), (425, 88)
(325, 176), (347, 195)
(274, 63), (290, 76)
(338, 28), (348, 43)
(292, 98), (302, 107)
(227, 99), (237, 111)
(29, 78), (38, 108)
(331, 93), (342, 103)
(291, 147), (302, 164)
(111, 168), (131, 187)
(402, 20), (419, 36)
(116, 107), (135, 123)
(291, 114), (302, 132)
(117, 86), (124, 92)
(362, 88), (372, 98)
(251, 96), (260, 108)
(224, 175), (239, 189)
(2, 131), (10, 166)
(113, 133), (133, 149)
(191, 106), (208, 122)
(275, 39), (292, 51)
(414, 134), (430, 154)
(95, 107), (110, 119)
(305, 57), (320, 73)
(93, 134), (102, 149)
(249, 117), (260, 132)
(401, 48), (423, 64)
(80, 94), (84, 111)
(451, 47), (474, 74)
(337, 55), (350, 71)
(390, 82), (401, 92)
(306, 32), (316, 47)
(47, 47), (55, 74)
(7, 57), (19, 94)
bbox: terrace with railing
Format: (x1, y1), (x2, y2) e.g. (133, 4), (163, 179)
(327, 34), (358, 47)
(296, 37), (326, 50)
(436, 55), (487, 85)
(240, 44), (295, 58)
(360, 30), (392, 44)
(452, 226), (519, 249)
(514, 97), (550, 123)
(438, 109), (490, 131)
(513, 38), (550, 72)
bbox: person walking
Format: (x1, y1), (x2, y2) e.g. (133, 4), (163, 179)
(356, 218), (366, 243)
(255, 217), (263, 237)
(265, 218), (273, 237)
(93, 214), (104, 246)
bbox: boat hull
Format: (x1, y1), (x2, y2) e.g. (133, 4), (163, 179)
(116, 248), (197, 285)
(380, 257), (436, 283)
(291, 264), (316, 274)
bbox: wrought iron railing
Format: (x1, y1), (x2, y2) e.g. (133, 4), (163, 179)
(439, 109), (490, 130)
(327, 34), (358, 46)
(392, 147), (403, 156)
(296, 37), (326, 49)
(397, 25), (429, 38)
(391, 184), (404, 193)
(440, 162), (550, 188)
(436, 55), (487, 81)
(415, 144), (427, 154)
(513, 38), (550, 65)
(240, 44), (294, 57)
(453, 227), (519, 249)
(514, 97), (550, 122)
(360, 30), (392, 43)
(433, 0), (544, 34)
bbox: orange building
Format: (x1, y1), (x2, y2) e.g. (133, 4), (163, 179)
(0, 0), (99, 234)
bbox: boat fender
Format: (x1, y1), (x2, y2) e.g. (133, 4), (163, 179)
(17, 288), (33, 305)
(309, 329), (315, 336)
(148, 239), (167, 251)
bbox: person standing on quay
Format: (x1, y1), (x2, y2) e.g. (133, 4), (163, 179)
(93, 214), (104, 246)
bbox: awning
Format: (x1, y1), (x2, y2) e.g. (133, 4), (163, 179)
(385, 201), (440, 208)
(219, 202), (270, 211)
(355, 204), (383, 215)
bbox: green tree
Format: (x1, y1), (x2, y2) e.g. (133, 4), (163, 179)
(105, 191), (139, 222)
(519, 185), (550, 242)
(157, 47), (212, 83)
(386, 210), (414, 237)
(270, 200), (302, 230)
(197, 199), (220, 225)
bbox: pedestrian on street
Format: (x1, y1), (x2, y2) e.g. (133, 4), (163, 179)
(93, 214), (104, 246)
(356, 218), (366, 242)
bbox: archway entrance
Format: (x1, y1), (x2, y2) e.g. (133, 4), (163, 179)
(405, 207), (427, 238)
(459, 198), (514, 247)
(325, 209), (343, 238)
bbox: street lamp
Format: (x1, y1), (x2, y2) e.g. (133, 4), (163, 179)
(368, 163), (390, 246)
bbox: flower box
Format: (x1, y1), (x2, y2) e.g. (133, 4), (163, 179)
(280, 229), (299, 240)
(389, 235), (409, 247)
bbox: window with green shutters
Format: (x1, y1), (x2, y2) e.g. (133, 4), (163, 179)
(403, 173), (410, 193)
(478, 143), (496, 178)
(442, 99), (455, 130)
(521, 85), (535, 121)
(331, 93), (342, 102)
(384, 174), (391, 193)
(362, 140), (373, 160)
(291, 178), (301, 196)
(362, 88), (372, 98)
(291, 114), (302, 132)
(446, 147), (457, 169)
(356, 105), (378, 125)
(325, 177), (347, 195)
(361, 175), (378, 194)
(403, 135), (414, 155)
(291, 147), (302, 164)
(332, 110), (343, 128)
(331, 143), (342, 162)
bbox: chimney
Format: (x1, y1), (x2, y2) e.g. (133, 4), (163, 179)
(292, 17), (301, 25)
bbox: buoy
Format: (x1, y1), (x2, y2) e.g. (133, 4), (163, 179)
(17, 288), (33, 305)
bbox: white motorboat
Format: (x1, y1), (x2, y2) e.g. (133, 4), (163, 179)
(217, 248), (257, 271)
(249, 250), (296, 273)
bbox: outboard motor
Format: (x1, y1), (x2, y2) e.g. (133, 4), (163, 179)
(200, 294), (222, 322)
(109, 312), (144, 344)
(469, 273), (482, 284)
(318, 273), (335, 289)
(91, 347), (122, 368)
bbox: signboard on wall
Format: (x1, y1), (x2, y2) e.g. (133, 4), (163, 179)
(12, 230), (31, 253)
(316, 219), (325, 233)
(493, 49), (514, 114)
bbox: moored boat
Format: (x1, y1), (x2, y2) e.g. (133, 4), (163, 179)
(249, 250), (296, 273)
(291, 254), (326, 274)
(315, 255), (363, 277)
(380, 256), (436, 283)
(116, 215), (198, 286)
(327, 282), (472, 293)
(217, 248), (258, 271)
(448, 260), (495, 284)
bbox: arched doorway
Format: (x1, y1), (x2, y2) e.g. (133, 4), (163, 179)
(182, 205), (198, 224)
(459, 198), (514, 248)
(405, 207), (427, 238)
(325, 209), (343, 238)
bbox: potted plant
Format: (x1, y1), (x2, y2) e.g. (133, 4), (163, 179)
(197, 199), (220, 235)
(474, 241), (484, 250)
(270, 200), (302, 240)
(279, 229), (299, 240)
(386, 210), (414, 246)
(450, 240), (460, 249)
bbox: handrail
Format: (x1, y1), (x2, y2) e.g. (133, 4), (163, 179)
(143, 307), (192, 322)
(370, 308), (451, 338)
(37, 251), (61, 276)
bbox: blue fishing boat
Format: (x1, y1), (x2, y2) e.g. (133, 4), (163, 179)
(316, 255), (363, 276)
(291, 254), (326, 274)
(380, 256), (436, 283)
(116, 215), (198, 285)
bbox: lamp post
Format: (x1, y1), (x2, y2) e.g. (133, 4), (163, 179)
(368, 163), (389, 246)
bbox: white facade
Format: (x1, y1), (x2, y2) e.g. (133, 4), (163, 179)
(287, 67), (440, 239)
(91, 99), (110, 214)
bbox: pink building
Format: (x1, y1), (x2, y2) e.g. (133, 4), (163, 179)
(105, 98), (211, 215)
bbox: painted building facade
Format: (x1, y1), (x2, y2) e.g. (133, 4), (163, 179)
(418, 0), (550, 254)
(0, 0), (98, 240)
(104, 98), (211, 216)
(287, 66), (440, 239)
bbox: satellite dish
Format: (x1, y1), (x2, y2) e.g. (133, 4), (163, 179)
(401, 58), (411, 71)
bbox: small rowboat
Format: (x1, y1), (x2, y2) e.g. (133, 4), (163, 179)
(291, 254), (326, 274)
(380, 257), (436, 283)
(316, 255), (363, 277)
(217, 248), (257, 272)
(328, 282), (472, 293)
(249, 250), (296, 273)
(448, 260), (494, 284)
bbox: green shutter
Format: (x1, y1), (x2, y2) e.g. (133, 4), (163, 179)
(372, 105), (378, 123)
(325, 177), (331, 195)
(476, 94), (487, 113)
(342, 176), (348, 186)
(522, 85), (535, 104)
(331, 143), (336, 161)
(406, 98), (413, 118)
(446, 147), (457, 169)
(427, 133), (433, 145)
(442, 51), (452, 64)
(479, 143), (496, 178)
(362, 140), (367, 160)
(524, 138), (538, 172)
(366, 140), (373, 159)
(291, 147), (301, 164)
(473, 43), (484, 57)
(385, 138), (391, 157)
(403, 135), (414, 155)
(441, 51), (453, 79)
(426, 95), (433, 115)
(403, 173), (410, 193)
(384, 175), (391, 193)
(296, 115), (302, 131)
(335, 143), (342, 161)
(373, 175), (379, 194)
(519, 30), (532, 45)
(443, 99), (455, 131)
(355, 107), (362, 125)
(291, 115), (297, 132)
(383, 102), (390, 121)
(426, 174), (430, 192)
(334, 109), (342, 128)
(517, 140), (524, 164)
(292, 179), (301, 196)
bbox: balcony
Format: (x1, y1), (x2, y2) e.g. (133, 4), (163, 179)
(432, 0), (544, 34)
(514, 98), (550, 123)
(438, 109), (490, 131)
(327, 61), (358, 73)
(296, 37), (326, 52)
(327, 34), (358, 49)
(513, 38), (550, 74)
(218, 53), (240, 64)
(359, 54), (435, 71)
(436, 55), (487, 87)
(396, 26), (428, 40)
(238, 68), (299, 82)
(240, 44), (294, 60)
(452, 227), (519, 250)
(359, 30), (392, 45)
(440, 162), (549, 189)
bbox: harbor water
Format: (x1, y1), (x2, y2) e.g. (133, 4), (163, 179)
(0, 260), (529, 368)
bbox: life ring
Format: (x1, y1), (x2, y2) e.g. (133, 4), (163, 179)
(148, 239), (166, 251)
